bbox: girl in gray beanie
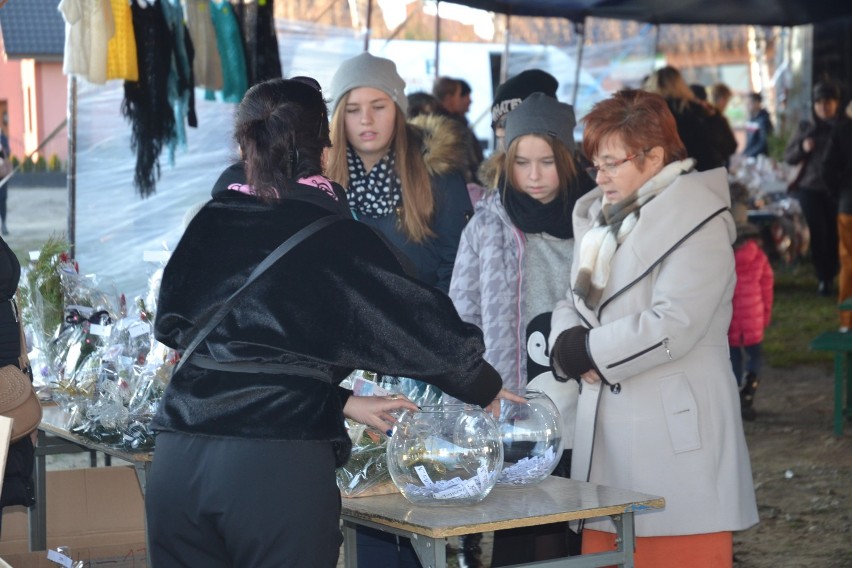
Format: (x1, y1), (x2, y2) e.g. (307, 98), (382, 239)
(450, 93), (594, 567)
(327, 52), (472, 295)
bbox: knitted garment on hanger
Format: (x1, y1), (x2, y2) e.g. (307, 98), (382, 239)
(184, 0), (223, 91)
(161, 0), (197, 164)
(210, 1), (248, 103)
(232, 0), (282, 86)
(123, 0), (176, 197)
(59, 0), (113, 83)
(107, 0), (139, 81)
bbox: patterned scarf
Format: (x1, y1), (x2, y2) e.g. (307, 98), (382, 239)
(346, 146), (403, 218)
(573, 159), (694, 310)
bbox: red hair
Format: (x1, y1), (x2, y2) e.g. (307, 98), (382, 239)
(582, 89), (687, 168)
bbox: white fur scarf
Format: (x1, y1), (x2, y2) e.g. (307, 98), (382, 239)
(573, 159), (695, 310)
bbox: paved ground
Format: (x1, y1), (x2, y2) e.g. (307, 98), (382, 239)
(2, 184), (68, 261)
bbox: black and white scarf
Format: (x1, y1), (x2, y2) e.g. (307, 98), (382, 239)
(346, 146), (403, 218)
(573, 159), (694, 310)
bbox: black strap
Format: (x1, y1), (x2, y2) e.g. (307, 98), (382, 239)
(189, 354), (332, 383)
(172, 215), (341, 377)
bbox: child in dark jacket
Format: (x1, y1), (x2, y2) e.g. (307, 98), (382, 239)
(728, 183), (774, 421)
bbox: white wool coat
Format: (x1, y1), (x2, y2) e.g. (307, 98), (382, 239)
(550, 166), (759, 537)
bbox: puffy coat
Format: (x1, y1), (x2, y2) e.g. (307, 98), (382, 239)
(354, 114), (473, 293)
(728, 239), (774, 347)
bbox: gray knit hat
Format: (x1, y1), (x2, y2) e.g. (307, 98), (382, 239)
(503, 92), (577, 153)
(329, 52), (408, 115)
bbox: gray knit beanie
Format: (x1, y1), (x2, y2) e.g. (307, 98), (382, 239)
(329, 52), (408, 115)
(503, 92), (577, 153)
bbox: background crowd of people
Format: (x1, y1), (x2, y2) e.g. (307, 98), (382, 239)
(7, 45), (851, 567)
(141, 56), (852, 568)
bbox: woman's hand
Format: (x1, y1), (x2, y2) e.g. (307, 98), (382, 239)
(343, 394), (419, 435)
(484, 388), (527, 419)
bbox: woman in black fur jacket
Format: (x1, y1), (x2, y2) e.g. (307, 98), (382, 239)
(0, 236), (35, 536)
(145, 77), (516, 568)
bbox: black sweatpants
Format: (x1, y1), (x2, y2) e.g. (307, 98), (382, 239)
(146, 432), (342, 568)
(798, 189), (839, 284)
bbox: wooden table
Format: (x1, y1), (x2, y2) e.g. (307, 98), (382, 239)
(30, 404), (153, 552)
(341, 476), (664, 568)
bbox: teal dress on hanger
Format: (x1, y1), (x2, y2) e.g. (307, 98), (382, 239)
(210, 0), (248, 103)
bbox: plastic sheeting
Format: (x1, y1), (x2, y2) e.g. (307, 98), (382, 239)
(72, 19), (657, 300)
(74, 80), (236, 300)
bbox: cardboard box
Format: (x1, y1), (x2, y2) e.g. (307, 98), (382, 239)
(0, 543), (147, 567)
(0, 467), (146, 556)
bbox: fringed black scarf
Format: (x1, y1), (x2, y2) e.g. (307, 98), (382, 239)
(124, 0), (176, 198)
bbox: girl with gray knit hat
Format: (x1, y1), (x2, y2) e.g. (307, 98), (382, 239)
(327, 52), (473, 295)
(450, 92), (594, 567)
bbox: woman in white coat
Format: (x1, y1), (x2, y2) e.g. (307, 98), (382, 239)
(548, 89), (758, 568)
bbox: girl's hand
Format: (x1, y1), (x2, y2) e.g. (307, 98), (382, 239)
(343, 394), (419, 435)
(484, 388), (527, 419)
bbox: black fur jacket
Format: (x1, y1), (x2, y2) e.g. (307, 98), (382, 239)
(153, 179), (501, 466)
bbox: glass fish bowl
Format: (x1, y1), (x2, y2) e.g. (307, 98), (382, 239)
(496, 389), (563, 487)
(387, 404), (503, 506)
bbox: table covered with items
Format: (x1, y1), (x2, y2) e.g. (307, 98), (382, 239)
(19, 239), (664, 567)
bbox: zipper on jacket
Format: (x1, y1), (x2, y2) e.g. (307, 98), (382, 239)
(606, 338), (670, 369)
(595, 206), (728, 318)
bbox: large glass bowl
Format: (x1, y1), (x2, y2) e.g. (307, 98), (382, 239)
(496, 389), (563, 486)
(387, 404), (503, 506)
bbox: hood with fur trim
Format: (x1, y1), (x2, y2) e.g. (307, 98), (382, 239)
(409, 114), (468, 178)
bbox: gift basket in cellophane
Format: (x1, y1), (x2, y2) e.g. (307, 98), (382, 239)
(18, 238), (176, 452)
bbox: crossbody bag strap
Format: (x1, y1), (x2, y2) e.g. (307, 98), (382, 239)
(172, 215), (341, 376)
(14, 290), (30, 373)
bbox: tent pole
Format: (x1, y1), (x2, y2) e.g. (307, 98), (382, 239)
(363, 0), (372, 51)
(571, 19), (586, 108)
(500, 13), (511, 83)
(653, 24), (661, 71)
(66, 75), (77, 259)
(434, 1), (441, 77)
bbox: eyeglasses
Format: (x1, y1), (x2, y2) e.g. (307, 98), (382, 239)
(585, 150), (647, 179)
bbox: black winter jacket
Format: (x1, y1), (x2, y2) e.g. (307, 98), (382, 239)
(153, 181), (501, 466)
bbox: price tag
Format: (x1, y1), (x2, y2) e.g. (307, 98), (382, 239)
(128, 322), (150, 338)
(46, 549), (73, 568)
(29, 250), (41, 261)
(88, 323), (112, 337)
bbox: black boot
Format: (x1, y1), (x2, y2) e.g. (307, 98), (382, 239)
(458, 533), (483, 568)
(740, 372), (759, 421)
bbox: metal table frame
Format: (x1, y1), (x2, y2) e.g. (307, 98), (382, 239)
(30, 404), (152, 553)
(341, 476), (664, 568)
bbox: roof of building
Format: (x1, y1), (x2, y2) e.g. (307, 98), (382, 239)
(0, 0), (65, 61)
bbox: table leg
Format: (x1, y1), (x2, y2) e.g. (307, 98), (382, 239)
(28, 430), (48, 551)
(409, 533), (446, 568)
(133, 463), (149, 495)
(342, 521), (357, 568)
(612, 513), (636, 568)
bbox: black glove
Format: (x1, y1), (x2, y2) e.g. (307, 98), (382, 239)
(550, 326), (595, 379)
